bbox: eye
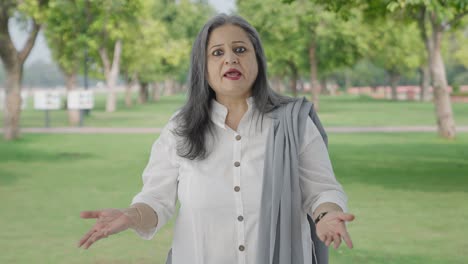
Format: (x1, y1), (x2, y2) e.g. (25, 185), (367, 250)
(212, 49), (224, 56)
(234, 47), (246, 53)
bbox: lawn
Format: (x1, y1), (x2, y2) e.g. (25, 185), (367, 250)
(2, 92), (468, 128)
(1, 132), (467, 264)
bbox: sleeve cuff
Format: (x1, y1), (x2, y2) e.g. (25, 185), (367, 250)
(130, 196), (173, 240)
(310, 190), (348, 214)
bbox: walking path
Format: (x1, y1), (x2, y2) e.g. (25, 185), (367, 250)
(9, 126), (468, 134)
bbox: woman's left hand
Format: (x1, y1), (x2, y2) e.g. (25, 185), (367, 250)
(316, 211), (355, 249)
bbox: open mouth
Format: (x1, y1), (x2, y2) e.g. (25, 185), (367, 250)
(224, 68), (242, 80)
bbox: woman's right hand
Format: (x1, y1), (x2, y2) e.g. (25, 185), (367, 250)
(77, 208), (133, 249)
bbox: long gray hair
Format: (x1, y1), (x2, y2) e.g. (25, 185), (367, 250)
(173, 14), (292, 160)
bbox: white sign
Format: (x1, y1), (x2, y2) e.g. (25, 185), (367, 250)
(67, 90), (94, 110)
(34, 90), (62, 110)
(21, 91), (28, 110)
(1, 90), (29, 110)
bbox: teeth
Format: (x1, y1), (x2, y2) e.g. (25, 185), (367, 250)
(226, 72), (240, 76)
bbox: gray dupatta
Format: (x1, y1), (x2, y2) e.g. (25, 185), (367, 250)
(256, 97), (329, 264)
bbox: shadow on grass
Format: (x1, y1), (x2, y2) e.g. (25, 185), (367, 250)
(0, 138), (95, 186)
(331, 248), (461, 264)
(331, 139), (468, 193)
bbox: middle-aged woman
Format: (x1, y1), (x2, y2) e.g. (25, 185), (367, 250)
(78, 14), (355, 264)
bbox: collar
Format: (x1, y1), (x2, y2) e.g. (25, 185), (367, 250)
(210, 97), (255, 129)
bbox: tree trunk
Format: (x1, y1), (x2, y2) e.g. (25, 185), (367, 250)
(309, 41), (320, 111)
(271, 77), (281, 93)
(0, 15), (40, 140)
(419, 64), (431, 101)
(320, 79), (327, 95)
(429, 27), (456, 139)
(344, 69), (351, 91)
(152, 82), (160, 102)
(124, 73), (137, 108)
(389, 71), (400, 101)
(64, 72), (80, 126)
(416, 12), (432, 103)
(418, 8), (455, 138)
(124, 81), (133, 108)
(287, 62), (298, 97)
(3, 65), (22, 140)
(138, 82), (149, 104)
(99, 40), (122, 113)
(164, 78), (175, 96)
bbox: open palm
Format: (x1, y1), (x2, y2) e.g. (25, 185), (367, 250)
(316, 211), (355, 250)
(77, 208), (132, 249)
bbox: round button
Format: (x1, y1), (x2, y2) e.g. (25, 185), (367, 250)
(237, 215), (244, 221)
(239, 245), (245, 251)
(235, 135), (242, 141)
(234, 161), (240, 167)
(234, 186), (240, 192)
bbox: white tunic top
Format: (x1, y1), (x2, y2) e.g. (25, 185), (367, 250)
(131, 97), (348, 264)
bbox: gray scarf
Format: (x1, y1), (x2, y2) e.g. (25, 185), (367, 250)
(256, 97), (329, 264)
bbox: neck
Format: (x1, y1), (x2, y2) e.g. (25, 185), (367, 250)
(215, 94), (250, 131)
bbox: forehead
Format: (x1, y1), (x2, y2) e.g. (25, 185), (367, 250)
(207, 24), (252, 47)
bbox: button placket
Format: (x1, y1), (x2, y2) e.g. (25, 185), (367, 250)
(233, 132), (246, 263)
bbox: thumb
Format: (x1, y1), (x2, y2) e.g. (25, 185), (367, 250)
(80, 210), (101, 219)
(338, 213), (355, 222)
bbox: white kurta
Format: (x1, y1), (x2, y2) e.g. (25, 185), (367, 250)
(131, 97), (348, 264)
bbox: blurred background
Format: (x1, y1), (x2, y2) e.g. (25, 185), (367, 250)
(1, 0), (467, 263)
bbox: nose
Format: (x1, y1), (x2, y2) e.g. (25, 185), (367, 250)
(224, 50), (238, 65)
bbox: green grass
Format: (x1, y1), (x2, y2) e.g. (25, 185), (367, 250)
(318, 95), (468, 126)
(1, 133), (467, 263)
(2, 92), (468, 128)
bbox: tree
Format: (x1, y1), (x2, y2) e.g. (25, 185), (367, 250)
(366, 19), (422, 100)
(383, 0), (468, 138)
(120, 0), (213, 104)
(238, 0), (307, 97)
(314, 0), (467, 138)
(85, 0), (142, 112)
(44, 0), (87, 125)
(239, 0), (367, 109)
(0, 0), (49, 140)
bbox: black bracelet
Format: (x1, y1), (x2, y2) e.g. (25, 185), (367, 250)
(314, 211), (328, 224)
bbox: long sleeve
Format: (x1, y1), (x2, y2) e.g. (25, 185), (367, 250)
(299, 117), (348, 216)
(130, 121), (180, 240)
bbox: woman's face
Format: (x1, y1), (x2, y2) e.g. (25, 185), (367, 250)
(206, 24), (258, 101)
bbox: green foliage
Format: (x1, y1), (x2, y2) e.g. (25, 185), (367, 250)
(366, 19), (423, 77)
(16, 0), (50, 23)
(44, 0), (87, 75)
(238, 0), (368, 79)
(120, 0), (214, 83)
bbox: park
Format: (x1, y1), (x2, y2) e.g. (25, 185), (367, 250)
(1, 0), (468, 264)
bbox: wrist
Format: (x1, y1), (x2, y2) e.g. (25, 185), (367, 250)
(120, 207), (142, 229)
(314, 211), (328, 225)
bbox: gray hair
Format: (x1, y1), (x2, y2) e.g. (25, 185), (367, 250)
(173, 14), (292, 160)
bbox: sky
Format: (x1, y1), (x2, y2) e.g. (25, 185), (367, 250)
(9, 0), (236, 66)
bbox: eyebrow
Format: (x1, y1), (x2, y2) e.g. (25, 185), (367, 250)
(209, 41), (247, 50)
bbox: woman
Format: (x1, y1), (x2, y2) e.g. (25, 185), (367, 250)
(78, 14), (355, 264)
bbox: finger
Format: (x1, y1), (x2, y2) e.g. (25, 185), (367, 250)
(80, 210), (101, 219)
(78, 228), (98, 248)
(341, 230), (354, 249)
(325, 234), (333, 247)
(318, 233), (326, 243)
(83, 230), (105, 249)
(338, 213), (355, 222)
(333, 234), (341, 250)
